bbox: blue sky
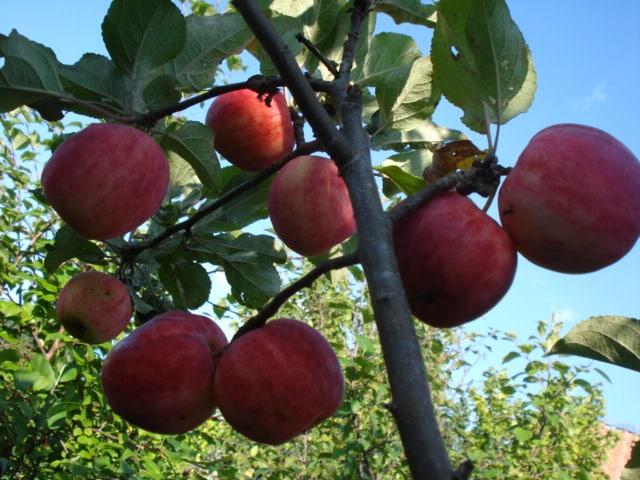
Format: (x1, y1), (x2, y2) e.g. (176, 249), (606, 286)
(1, 1), (639, 432)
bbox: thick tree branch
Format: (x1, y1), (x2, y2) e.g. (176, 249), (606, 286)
(232, 1), (454, 478)
(119, 140), (322, 256)
(340, 90), (452, 479)
(232, 252), (359, 341)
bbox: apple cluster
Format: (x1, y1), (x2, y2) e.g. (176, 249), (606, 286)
(394, 124), (640, 328)
(55, 273), (344, 441)
(44, 88), (639, 443)
(95, 309), (343, 442)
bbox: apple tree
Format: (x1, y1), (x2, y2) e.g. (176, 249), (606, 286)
(1, 0), (638, 478)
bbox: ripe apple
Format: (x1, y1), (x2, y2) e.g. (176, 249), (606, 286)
(394, 191), (517, 328)
(205, 89), (295, 172)
(56, 271), (133, 344)
(498, 124), (640, 273)
(101, 311), (228, 435)
(41, 123), (169, 240)
(214, 319), (344, 445)
(268, 155), (356, 256)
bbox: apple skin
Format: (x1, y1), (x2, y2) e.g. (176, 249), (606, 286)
(205, 89), (295, 172)
(394, 191), (517, 328)
(56, 271), (133, 344)
(41, 123), (169, 241)
(101, 311), (228, 435)
(214, 319), (344, 445)
(268, 155), (356, 256)
(498, 124), (640, 273)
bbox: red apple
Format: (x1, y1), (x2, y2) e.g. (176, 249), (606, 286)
(41, 123), (169, 240)
(205, 89), (295, 172)
(214, 319), (344, 445)
(394, 191), (517, 328)
(101, 311), (228, 435)
(498, 124), (640, 273)
(268, 155), (356, 256)
(57, 271), (132, 344)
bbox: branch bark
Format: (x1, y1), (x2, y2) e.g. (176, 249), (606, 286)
(232, 1), (454, 478)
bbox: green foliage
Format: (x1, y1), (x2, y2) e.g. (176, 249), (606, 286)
(431, 0), (536, 132)
(548, 316), (640, 373)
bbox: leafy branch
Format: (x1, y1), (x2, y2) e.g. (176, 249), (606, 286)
(118, 140), (322, 257)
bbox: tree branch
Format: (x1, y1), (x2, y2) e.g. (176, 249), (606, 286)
(232, 252), (359, 341)
(295, 33), (339, 77)
(232, 1), (454, 478)
(118, 140), (322, 257)
(135, 77), (285, 127)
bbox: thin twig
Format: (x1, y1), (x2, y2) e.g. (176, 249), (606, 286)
(296, 33), (339, 77)
(135, 77), (284, 127)
(232, 252), (359, 341)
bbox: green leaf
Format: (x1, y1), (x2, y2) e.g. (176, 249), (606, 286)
(166, 150), (198, 187)
(158, 260), (211, 310)
(431, 0), (536, 132)
(142, 75), (181, 111)
(59, 367), (78, 383)
(191, 233), (287, 265)
(373, 0), (437, 28)
(158, 121), (220, 193)
(374, 161), (426, 195)
(0, 30), (64, 112)
(225, 261), (281, 309)
(15, 354), (55, 391)
(189, 233), (283, 309)
(47, 401), (80, 428)
(375, 56), (440, 132)
(547, 316), (640, 373)
(0, 348), (20, 364)
(44, 225), (106, 274)
(354, 32), (421, 88)
(622, 440), (640, 480)
(269, 0), (316, 18)
(502, 351), (520, 364)
(513, 427), (533, 442)
(372, 120), (464, 151)
(101, 0), (186, 76)
(59, 53), (128, 112)
(164, 13), (252, 91)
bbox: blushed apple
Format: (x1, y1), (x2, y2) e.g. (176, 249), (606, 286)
(214, 319), (344, 445)
(56, 271), (132, 344)
(394, 191), (517, 328)
(498, 124), (640, 273)
(205, 89), (295, 172)
(101, 311), (228, 435)
(268, 155), (356, 256)
(41, 123), (169, 240)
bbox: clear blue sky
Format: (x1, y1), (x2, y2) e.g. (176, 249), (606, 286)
(1, 1), (639, 432)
